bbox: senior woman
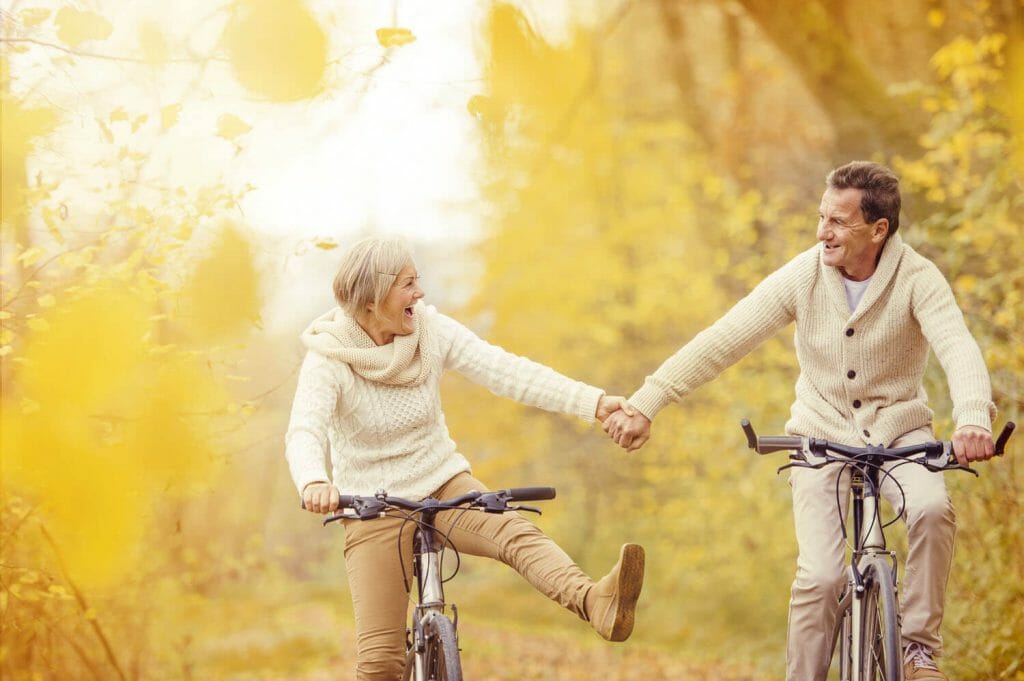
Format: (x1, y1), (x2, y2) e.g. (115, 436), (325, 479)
(285, 237), (645, 680)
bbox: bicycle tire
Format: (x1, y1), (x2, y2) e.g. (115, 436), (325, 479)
(423, 613), (462, 681)
(859, 557), (901, 681)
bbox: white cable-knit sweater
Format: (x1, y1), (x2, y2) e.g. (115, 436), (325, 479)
(285, 304), (603, 499)
(629, 234), (995, 445)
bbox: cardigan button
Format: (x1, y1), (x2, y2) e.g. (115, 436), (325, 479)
(847, 370), (856, 379)
(846, 328), (855, 337)
(863, 429), (871, 437)
(853, 400), (862, 408)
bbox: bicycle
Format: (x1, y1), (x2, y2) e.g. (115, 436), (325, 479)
(320, 486), (557, 681)
(740, 418), (1015, 681)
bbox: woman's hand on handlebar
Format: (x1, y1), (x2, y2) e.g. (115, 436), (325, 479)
(952, 425), (995, 465)
(302, 481), (341, 514)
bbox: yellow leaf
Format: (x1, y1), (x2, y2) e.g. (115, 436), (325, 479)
(376, 27), (416, 48)
(19, 8), (51, 27)
(0, 346), (12, 357)
(314, 239), (338, 250)
(161, 104), (181, 130)
(25, 317), (49, 332)
(927, 9), (944, 28)
(1, 95), (59, 223)
(55, 7), (113, 48)
(0, 310), (10, 319)
(138, 23), (169, 65)
(223, 0), (328, 102)
(216, 113), (252, 141)
(37, 294), (56, 308)
(177, 224), (263, 340)
(109, 108), (129, 123)
(18, 247), (45, 267)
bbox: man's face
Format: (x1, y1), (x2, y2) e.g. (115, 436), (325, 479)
(816, 187), (888, 281)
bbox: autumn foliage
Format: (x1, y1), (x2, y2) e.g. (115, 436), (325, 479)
(2, 1), (1022, 679)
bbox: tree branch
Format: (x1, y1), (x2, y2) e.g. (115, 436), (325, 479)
(39, 524), (129, 681)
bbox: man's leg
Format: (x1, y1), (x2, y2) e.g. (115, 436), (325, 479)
(880, 427), (955, 656)
(788, 465), (852, 681)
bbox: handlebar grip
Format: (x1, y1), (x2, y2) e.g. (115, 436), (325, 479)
(504, 487), (556, 501)
(995, 421), (1016, 456)
(757, 436), (803, 454)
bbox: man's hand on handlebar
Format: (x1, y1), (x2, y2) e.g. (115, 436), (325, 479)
(302, 481), (340, 514)
(951, 425), (995, 466)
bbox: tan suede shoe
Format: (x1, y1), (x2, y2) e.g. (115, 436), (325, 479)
(904, 642), (948, 680)
(585, 543), (645, 642)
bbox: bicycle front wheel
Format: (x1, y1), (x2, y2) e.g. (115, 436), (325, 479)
(423, 613), (462, 681)
(859, 557), (901, 681)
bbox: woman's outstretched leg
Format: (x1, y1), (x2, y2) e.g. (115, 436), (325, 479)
(432, 473), (645, 641)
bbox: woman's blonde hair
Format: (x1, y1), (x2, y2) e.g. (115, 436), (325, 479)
(332, 237), (414, 318)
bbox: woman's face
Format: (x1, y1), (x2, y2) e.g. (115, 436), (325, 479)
(366, 262), (424, 344)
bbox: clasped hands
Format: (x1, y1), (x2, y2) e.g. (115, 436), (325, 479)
(596, 395), (651, 452)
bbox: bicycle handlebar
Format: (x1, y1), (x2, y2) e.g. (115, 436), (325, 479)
(740, 418), (1015, 473)
(313, 486), (557, 523)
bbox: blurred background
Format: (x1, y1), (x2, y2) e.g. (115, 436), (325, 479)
(1, 1), (1021, 678)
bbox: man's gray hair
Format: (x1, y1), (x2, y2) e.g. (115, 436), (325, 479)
(332, 237), (414, 318)
(826, 161), (901, 237)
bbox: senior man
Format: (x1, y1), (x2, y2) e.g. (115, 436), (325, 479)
(605, 161), (996, 680)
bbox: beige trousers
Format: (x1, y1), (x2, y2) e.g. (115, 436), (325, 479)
(340, 472), (594, 680)
(786, 427), (956, 680)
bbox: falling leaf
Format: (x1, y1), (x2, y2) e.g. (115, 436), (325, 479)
(37, 293), (56, 307)
(1, 93), (59, 224)
(177, 224), (263, 340)
(19, 8), (51, 27)
(138, 22), (169, 65)
(216, 113), (252, 141)
(314, 239), (338, 250)
(161, 104), (181, 130)
(223, 0), (328, 102)
(376, 27), (416, 48)
(130, 114), (148, 133)
(54, 7), (113, 48)
(25, 317), (49, 332)
(18, 246), (45, 266)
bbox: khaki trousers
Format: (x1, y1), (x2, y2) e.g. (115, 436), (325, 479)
(786, 427), (956, 680)
(340, 472), (594, 680)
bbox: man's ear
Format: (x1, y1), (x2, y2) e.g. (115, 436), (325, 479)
(871, 219), (889, 243)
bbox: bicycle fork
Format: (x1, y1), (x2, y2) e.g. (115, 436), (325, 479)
(846, 469), (899, 680)
(409, 523), (457, 680)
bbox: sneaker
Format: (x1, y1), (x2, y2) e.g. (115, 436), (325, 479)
(903, 641), (948, 680)
(584, 543), (645, 642)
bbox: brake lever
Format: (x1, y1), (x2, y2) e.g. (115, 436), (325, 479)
(511, 504), (542, 515)
(925, 462), (979, 476)
(322, 512), (349, 526)
(777, 461), (818, 475)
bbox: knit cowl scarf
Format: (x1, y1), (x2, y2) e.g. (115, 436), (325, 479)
(300, 301), (438, 387)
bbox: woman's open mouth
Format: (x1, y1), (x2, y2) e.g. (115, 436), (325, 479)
(404, 306), (414, 318)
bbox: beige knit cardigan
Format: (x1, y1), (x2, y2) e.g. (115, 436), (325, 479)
(629, 234), (995, 446)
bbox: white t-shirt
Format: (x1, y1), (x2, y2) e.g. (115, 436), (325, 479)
(843, 276), (872, 312)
